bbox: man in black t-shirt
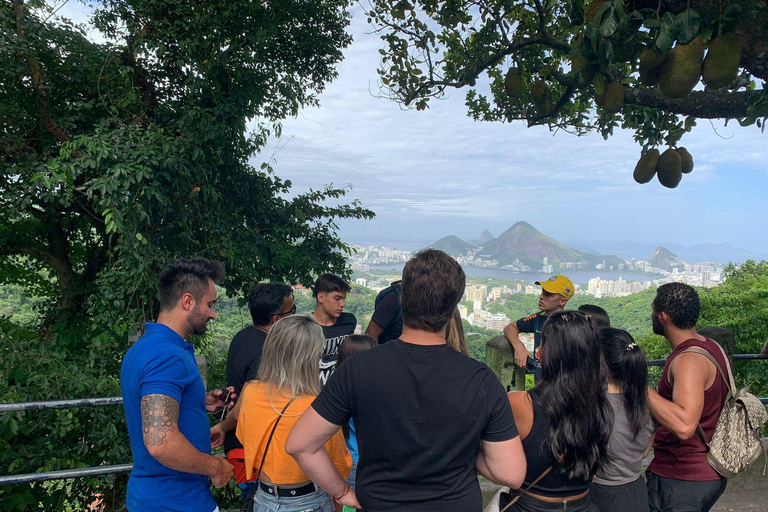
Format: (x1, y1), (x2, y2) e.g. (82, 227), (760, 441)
(365, 280), (402, 344)
(224, 282), (294, 498)
(312, 273), (357, 384)
(288, 250), (526, 512)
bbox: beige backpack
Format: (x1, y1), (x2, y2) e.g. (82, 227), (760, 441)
(683, 344), (768, 478)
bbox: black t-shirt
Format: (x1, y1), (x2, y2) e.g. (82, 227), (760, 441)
(371, 290), (402, 343)
(312, 340), (518, 512)
(319, 312), (357, 385)
(223, 326), (267, 453)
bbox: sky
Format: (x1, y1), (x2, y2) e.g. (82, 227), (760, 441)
(61, 3), (768, 256)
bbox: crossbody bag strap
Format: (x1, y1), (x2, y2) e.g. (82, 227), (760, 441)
(240, 397), (296, 511)
(499, 452), (566, 512)
(256, 397), (296, 482)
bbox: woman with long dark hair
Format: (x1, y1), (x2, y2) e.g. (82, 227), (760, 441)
(504, 310), (612, 511)
(590, 328), (655, 512)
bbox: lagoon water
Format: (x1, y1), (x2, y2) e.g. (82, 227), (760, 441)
(369, 264), (655, 286)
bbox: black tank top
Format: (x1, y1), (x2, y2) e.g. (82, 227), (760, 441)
(521, 388), (592, 497)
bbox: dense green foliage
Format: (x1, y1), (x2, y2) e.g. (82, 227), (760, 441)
(699, 260), (768, 396)
(367, 0), (768, 185)
(0, 1), (371, 509)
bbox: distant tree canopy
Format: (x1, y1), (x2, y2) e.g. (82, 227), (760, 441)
(0, 0), (373, 334)
(367, 0), (768, 187)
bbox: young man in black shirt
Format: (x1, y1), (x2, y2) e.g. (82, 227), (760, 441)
(312, 273), (357, 384)
(365, 280), (402, 344)
(288, 250), (526, 511)
(224, 282), (294, 498)
(503, 274), (574, 383)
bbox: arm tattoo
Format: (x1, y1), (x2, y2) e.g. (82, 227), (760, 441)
(141, 394), (179, 447)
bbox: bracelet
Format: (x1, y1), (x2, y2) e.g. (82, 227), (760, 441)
(333, 485), (351, 503)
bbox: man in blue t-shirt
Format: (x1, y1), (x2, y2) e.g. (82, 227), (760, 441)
(121, 259), (234, 512)
(503, 275), (574, 383)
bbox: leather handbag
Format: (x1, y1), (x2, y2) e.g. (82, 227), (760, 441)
(240, 398), (296, 512)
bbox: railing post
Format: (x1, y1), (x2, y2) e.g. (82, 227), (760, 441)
(486, 335), (526, 392)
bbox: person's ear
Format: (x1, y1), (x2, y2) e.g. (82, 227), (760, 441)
(180, 292), (196, 311)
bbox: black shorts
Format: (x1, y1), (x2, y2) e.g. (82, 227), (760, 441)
(646, 471), (727, 512)
(590, 477), (647, 512)
(499, 491), (598, 512)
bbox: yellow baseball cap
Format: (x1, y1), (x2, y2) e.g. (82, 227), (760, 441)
(535, 275), (575, 300)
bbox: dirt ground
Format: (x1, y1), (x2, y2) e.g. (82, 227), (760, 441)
(711, 479), (767, 511)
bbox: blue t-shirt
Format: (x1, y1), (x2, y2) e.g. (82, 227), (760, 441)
(346, 418), (360, 463)
(120, 323), (216, 512)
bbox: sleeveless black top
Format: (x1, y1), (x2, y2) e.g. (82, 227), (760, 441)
(520, 388), (592, 497)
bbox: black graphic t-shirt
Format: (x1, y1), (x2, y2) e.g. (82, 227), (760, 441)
(319, 312), (357, 385)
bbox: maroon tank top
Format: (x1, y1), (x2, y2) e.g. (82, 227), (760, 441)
(648, 337), (729, 481)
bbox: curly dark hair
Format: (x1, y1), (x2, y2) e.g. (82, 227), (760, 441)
(653, 282), (700, 329)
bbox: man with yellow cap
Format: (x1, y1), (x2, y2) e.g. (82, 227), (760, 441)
(503, 275), (575, 383)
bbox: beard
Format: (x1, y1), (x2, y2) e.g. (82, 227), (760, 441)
(652, 313), (665, 336)
(188, 305), (209, 335)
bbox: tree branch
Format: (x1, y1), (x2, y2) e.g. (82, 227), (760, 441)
(625, 87), (764, 119)
(13, 0), (70, 143)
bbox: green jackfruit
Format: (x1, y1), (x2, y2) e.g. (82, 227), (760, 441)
(633, 149), (659, 184)
(602, 82), (625, 114)
(702, 34), (741, 89)
(659, 37), (706, 99)
(505, 68), (524, 99)
(677, 147), (694, 174)
(639, 47), (667, 86)
(531, 80), (553, 116)
(571, 54), (595, 85)
(657, 149), (683, 188)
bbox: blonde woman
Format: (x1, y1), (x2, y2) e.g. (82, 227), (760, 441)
(445, 307), (469, 356)
(211, 314), (350, 511)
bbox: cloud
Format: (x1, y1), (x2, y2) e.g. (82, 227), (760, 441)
(57, 2), (768, 253)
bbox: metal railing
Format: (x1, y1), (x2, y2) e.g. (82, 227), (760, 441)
(3, 353), (768, 486)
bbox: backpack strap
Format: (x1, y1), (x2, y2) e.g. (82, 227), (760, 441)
(679, 346), (733, 447)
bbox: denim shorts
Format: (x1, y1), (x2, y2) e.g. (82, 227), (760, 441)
(252, 485), (334, 512)
(346, 461), (358, 490)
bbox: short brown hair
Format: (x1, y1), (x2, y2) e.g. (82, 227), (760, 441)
(401, 249), (465, 333)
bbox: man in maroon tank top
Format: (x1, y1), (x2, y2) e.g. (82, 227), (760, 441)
(646, 283), (729, 512)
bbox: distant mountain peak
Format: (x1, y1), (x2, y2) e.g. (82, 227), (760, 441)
(477, 221), (624, 269)
(423, 235), (473, 257)
(478, 229), (495, 244)
(650, 246), (684, 271)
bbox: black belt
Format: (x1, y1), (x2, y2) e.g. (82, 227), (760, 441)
(259, 481), (316, 498)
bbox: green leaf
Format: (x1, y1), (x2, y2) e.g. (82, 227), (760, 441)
(675, 9), (700, 45)
(655, 12), (678, 53)
(569, 0), (585, 26)
(599, 5), (620, 37)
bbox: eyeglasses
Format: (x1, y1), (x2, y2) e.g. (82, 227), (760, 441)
(275, 304), (297, 317)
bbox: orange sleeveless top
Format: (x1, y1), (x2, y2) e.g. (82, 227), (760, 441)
(236, 381), (351, 483)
